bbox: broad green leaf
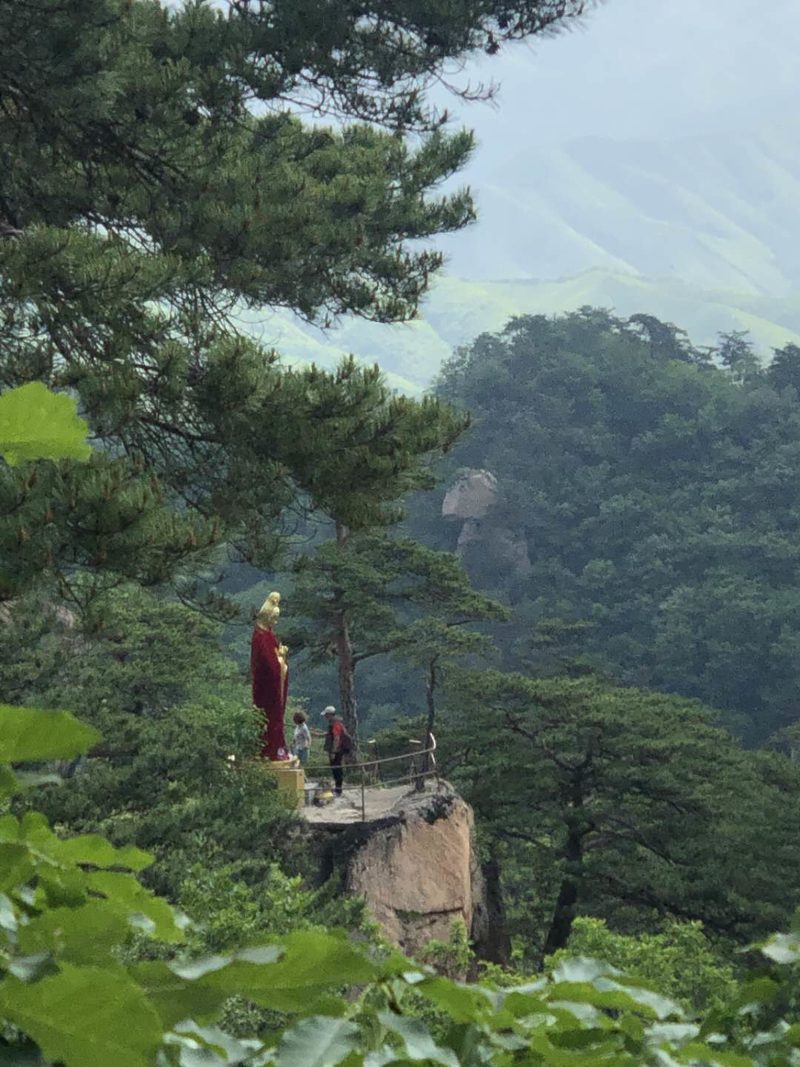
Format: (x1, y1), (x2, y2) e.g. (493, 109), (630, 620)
(548, 974), (680, 1021)
(605, 976), (683, 1020)
(617, 1011), (646, 1044)
(489, 1031), (537, 1052)
(86, 870), (186, 941)
(739, 975), (781, 1007)
(197, 931), (375, 1013)
(277, 1016), (361, 1067)
(647, 1022), (700, 1045)
(0, 842), (35, 892)
(0, 965), (163, 1067)
(23, 813), (138, 873)
(36, 865), (89, 908)
(52, 834), (152, 872)
(0, 765), (20, 799)
(364, 1053), (404, 1067)
(7, 953), (56, 983)
(17, 903), (131, 965)
(551, 957), (620, 984)
(412, 976), (494, 1023)
(19, 811), (55, 838)
(0, 892), (17, 933)
(171, 945), (283, 980)
(171, 954), (241, 981)
(0, 814), (20, 840)
(377, 1013), (460, 1067)
(131, 961), (229, 1029)
(0, 705), (99, 762)
(171, 1024), (264, 1067)
(527, 1029), (616, 1067)
(678, 1042), (753, 1067)
(495, 986), (553, 1021)
(430, 1022), (499, 1067)
(161, 1031), (228, 1067)
(762, 932), (800, 964)
(0, 382), (91, 465)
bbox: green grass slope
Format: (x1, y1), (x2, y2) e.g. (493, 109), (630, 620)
(443, 124), (800, 294)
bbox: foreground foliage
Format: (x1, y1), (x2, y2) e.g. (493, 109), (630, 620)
(6, 702), (800, 1066)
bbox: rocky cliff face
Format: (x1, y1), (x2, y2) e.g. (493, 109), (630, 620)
(442, 468), (532, 580)
(310, 784), (490, 958)
(346, 788), (483, 955)
(442, 469), (498, 522)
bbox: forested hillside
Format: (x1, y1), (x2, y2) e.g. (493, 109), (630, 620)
(240, 270), (800, 391)
(405, 310), (800, 744)
(5, 1), (800, 1065)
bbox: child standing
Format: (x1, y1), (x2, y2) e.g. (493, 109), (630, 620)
(291, 711), (312, 768)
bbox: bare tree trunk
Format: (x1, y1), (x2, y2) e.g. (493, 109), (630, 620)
(475, 845), (512, 965)
(334, 614), (358, 740)
(333, 522), (358, 742)
(542, 821), (584, 958)
(422, 654), (439, 775)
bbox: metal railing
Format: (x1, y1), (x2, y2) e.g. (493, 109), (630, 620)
(304, 734), (438, 822)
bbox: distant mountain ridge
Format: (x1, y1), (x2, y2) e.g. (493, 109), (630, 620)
(238, 123), (800, 389)
(443, 123), (800, 293)
(239, 271), (800, 391)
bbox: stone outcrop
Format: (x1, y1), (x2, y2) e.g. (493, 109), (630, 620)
(442, 468), (532, 580)
(346, 788), (481, 954)
(442, 469), (498, 521)
(309, 783), (488, 958)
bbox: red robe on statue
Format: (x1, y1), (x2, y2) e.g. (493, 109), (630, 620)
(251, 626), (290, 760)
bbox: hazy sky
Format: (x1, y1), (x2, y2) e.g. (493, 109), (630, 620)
(446, 0), (800, 172)
(257, 0), (800, 364)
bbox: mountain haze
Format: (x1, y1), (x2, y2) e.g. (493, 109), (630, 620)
(249, 123), (800, 387)
(445, 124), (800, 293)
(247, 126), (800, 388)
(246, 0), (800, 386)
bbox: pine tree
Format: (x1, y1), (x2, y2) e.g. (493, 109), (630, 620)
(443, 671), (800, 963)
(289, 531), (507, 738)
(0, 0), (586, 603)
(768, 342), (800, 395)
(717, 330), (761, 383)
(627, 314), (706, 364)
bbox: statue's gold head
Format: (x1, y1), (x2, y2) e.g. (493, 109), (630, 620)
(256, 591), (281, 629)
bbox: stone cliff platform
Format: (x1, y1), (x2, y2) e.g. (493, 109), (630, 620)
(302, 780), (438, 826)
(301, 781), (490, 957)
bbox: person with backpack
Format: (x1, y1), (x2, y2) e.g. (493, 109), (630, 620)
(321, 705), (351, 796)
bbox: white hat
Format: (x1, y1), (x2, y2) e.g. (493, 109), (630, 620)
(322, 705), (336, 716)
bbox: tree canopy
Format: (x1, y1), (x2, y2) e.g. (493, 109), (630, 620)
(427, 309), (800, 743)
(288, 529), (506, 734)
(442, 671), (800, 963)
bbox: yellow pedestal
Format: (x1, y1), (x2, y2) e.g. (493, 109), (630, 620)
(266, 759), (305, 810)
